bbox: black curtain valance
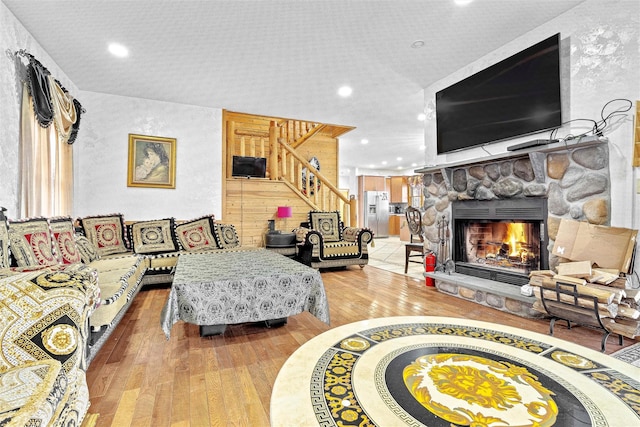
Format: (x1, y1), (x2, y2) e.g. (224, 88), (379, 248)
(15, 49), (85, 144)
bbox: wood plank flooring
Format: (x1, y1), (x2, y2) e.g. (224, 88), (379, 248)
(86, 265), (636, 426)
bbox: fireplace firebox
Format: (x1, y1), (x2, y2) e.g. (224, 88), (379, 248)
(451, 198), (548, 286)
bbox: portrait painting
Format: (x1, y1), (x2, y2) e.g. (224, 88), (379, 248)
(127, 134), (176, 188)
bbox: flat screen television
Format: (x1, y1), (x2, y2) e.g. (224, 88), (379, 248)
(436, 33), (562, 154)
(232, 156), (267, 178)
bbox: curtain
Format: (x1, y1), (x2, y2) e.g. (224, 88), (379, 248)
(17, 51), (83, 218)
(19, 85), (73, 218)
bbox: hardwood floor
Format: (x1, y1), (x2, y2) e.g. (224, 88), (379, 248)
(86, 265), (634, 426)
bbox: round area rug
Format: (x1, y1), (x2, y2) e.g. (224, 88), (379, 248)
(271, 316), (640, 427)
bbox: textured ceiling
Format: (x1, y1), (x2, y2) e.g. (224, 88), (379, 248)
(3, 0), (586, 171)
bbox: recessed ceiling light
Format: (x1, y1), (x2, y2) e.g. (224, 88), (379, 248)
(396, 157), (402, 161)
(369, 164), (375, 168)
(397, 166), (403, 170)
(361, 139), (369, 145)
(417, 113), (426, 121)
(454, 0), (474, 6)
(411, 163), (418, 167)
(420, 145), (426, 150)
(382, 161), (388, 165)
(108, 43), (129, 58)
(411, 40), (425, 49)
(338, 86), (353, 97)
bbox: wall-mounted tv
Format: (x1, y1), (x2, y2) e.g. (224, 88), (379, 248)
(232, 156), (267, 178)
(436, 33), (562, 154)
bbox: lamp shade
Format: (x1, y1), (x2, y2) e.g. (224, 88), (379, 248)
(277, 206), (292, 218)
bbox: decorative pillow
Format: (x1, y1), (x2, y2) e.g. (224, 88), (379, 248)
(49, 217), (81, 264)
(131, 218), (179, 254)
(309, 211), (342, 242)
(174, 216), (218, 251)
(7, 218), (57, 267)
(79, 214), (128, 256)
(75, 235), (100, 264)
(0, 360), (67, 427)
(0, 210), (9, 269)
(213, 223), (240, 249)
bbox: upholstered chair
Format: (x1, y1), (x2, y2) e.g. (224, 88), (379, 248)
(295, 211), (373, 269)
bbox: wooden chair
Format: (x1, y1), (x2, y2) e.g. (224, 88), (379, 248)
(405, 207), (425, 273)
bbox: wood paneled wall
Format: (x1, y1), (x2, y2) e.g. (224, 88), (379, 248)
(224, 179), (315, 246)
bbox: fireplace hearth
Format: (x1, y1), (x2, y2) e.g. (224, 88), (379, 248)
(452, 198), (548, 286)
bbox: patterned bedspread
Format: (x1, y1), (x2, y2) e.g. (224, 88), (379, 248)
(160, 249), (330, 338)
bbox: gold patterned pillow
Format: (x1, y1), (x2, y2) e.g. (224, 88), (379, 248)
(213, 223), (240, 249)
(131, 218), (179, 254)
(309, 211), (342, 242)
(79, 214), (128, 256)
(174, 216), (218, 251)
(49, 217), (81, 264)
(0, 360), (68, 427)
(75, 235), (100, 263)
(7, 218), (57, 267)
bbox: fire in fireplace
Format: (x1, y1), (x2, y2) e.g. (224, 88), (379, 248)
(452, 198), (549, 286)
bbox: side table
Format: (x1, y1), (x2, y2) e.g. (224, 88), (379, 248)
(265, 232), (297, 258)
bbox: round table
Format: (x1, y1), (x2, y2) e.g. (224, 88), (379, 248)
(271, 316), (640, 427)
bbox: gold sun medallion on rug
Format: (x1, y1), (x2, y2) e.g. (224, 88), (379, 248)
(340, 337), (370, 352)
(403, 353), (559, 426)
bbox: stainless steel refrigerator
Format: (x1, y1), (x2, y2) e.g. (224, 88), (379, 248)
(364, 191), (389, 237)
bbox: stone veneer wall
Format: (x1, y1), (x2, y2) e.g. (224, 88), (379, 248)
(420, 142), (611, 271)
(420, 141), (611, 318)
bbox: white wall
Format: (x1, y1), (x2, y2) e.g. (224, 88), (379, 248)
(75, 92), (223, 221)
(423, 0), (639, 230)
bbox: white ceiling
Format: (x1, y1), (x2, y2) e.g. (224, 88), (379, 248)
(3, 0), (586, 171)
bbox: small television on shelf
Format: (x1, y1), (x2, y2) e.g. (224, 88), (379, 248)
(436, 33), (562, 154)
(232, 155), (267, 178)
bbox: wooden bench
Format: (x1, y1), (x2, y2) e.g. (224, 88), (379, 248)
(539, 281), (623, 352)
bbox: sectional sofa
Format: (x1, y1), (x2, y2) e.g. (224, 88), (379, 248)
(0, 208), (245, 426)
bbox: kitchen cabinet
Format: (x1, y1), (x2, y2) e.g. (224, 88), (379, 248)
(389, 215), (401, 235)
(359, 175), (386, 191)
(399, 216), (411, 242)
(390, 176), (408, 203)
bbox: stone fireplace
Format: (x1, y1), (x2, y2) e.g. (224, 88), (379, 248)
(416, 138), (610, 317)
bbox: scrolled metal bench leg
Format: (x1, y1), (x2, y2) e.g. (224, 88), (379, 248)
(601, 330), (612, 353)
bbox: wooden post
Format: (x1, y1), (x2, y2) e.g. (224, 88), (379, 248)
(269, 121), (278, 181)
(348, 195), (357, 227)
(227, 121), (235, 178)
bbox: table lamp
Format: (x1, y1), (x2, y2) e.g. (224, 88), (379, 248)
(277, 206), (292, 231)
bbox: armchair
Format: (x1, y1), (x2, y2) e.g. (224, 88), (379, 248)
(295, 211), (374, 269)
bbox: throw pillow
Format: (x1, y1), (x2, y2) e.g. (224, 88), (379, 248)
(79, 214), (128, 256)
(174, 216), (218, 251)
(131, 218), (179, 254)
(74, 235), (100, 264)
(213, 223), (240, 249)
(309, 211), (342, 242)
(49, 217), (81, 264)
(0, 210), (9, 269)
(7, 218), (57, 267)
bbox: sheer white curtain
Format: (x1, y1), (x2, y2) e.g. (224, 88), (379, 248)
(19, 84), (73, 218)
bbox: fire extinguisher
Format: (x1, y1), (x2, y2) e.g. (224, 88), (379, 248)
(424, 251), (436, 287)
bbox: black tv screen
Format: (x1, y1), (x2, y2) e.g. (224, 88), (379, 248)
(232, 156), (267, 178)
(436, 33), (562, 154)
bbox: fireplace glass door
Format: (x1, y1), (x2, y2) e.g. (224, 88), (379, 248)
(460, 221), (541, 275)
(451, 198), (548, 286)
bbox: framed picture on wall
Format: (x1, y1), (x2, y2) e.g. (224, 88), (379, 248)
(127, 134), (176, 188)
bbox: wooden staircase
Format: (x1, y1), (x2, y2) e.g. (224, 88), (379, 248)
(223, 111), (356, 246)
